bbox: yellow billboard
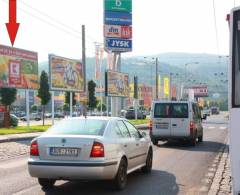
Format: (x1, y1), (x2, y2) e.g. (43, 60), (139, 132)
(164, 77), (170, 97)
(0, 45), (39, 89)
(50, 55), (84, 92)
(106, 70), (129, 97)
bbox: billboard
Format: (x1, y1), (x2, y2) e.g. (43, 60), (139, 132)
(164, 77), (170, 97)
(104, 0), (132, 12)
(49, 55), (84, 92)
(184, 85), (208, 98)
(104, 11), (132, 26)
(104, 25), (132, 39)
(0, 45), (38, 89)
(105, 70), (129, 97)
(105, 38), (132, 52)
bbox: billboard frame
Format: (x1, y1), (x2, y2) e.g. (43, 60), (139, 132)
(49, 54), (85, 92)
(105, 70), (129, 97)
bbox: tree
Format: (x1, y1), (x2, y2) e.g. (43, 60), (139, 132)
(31, 104), (38, 113)
(38, 71), (51, 126)
(0, 88), (17, 127)
(97, 103), (106, 112)
(88, 80), (97, 111)
(65, 92), (76, 106)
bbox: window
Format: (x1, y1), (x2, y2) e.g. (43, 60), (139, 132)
(117, 121), (131, 138)
(154, 103), (171, 118)
(192, 104), (201, 119)
(171, 103), (188, 118)
(107, 121), (123, 138)
(47, 119), (107, 136)
(124, 121), (141, 139)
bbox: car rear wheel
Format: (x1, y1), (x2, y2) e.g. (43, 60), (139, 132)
(198, 135), (203, 142)
(189, 136), (197, 146)
(38, 178), (56, 189)
(142, 148), (153, 173)
(113, 158), (127, 190)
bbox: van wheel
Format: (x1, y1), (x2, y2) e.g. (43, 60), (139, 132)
(198, 135), (203, 142)
(113, 158), (127, 190)
(38, 178), (55, 189)
(142, 148), (153, 173)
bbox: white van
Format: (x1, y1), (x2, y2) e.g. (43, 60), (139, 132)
(150, 101), (203, 146)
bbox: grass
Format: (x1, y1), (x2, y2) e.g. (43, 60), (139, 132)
(129, 119), (149, 125)
(0, 125), (50, 135)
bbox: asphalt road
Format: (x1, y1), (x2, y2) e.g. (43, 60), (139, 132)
(0, 113), (228, 195)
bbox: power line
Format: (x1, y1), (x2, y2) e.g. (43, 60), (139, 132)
(18, 0), (97, 43)
(212, 0), (220, 56)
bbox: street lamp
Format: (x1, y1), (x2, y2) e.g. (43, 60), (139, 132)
(144, 57), (159, 100)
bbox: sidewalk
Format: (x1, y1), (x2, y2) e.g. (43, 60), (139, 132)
(208, 145), (232, 195)
(0, 124), (149, 143)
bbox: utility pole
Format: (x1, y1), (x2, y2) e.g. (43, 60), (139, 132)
(156, 58), (159, 100)
(82, 25), (87, 116)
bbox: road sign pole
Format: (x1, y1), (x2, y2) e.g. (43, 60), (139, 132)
(70, 92), (73, 117)
(51, 91), (54, 125)
(26, 89), (30, 128)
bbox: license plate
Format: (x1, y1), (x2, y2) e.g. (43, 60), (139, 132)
(49, 147), (80, 157)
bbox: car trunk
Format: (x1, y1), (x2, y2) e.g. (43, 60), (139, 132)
(37, 135), (101, 161)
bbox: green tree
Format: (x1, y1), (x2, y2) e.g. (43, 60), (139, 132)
(38, 71), (51, 126)
(0, 88), (17, 127)
(65, 92), (76, 106)
(63, 103), (69, 113)
(31, 104), (38, 113)
(88, 80), (97, 111)
(97, 103), (106, 112)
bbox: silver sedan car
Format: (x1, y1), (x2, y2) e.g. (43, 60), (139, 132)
(28, 117), (153, 190)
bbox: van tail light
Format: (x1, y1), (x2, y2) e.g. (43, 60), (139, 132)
(30, 140), (39, 156)
(190, 121), (194, 135)
(149, 120), (153, 135)
(90, 141), (104, 158)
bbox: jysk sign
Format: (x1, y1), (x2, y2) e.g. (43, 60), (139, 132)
(104, 0), (132, 12)
(104, 11), (132, 26)
(105, 38), (132, 52)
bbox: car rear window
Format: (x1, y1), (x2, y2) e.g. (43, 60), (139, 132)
(47, 119), (107, 136)
(154, 103), (188, 118)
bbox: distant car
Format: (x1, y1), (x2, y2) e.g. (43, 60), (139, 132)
(201, 109), (210, 120)
(28, 117), (153, 190)
(125, 109), (146, 119)
(211, 107), (220, 115)
(21, 113), (41, 121)
(10, 114), (19, 127)
(44, 113), (52, 118)
(55, 112), (64, 118)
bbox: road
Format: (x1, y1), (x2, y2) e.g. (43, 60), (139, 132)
(0, 113), (228, 195)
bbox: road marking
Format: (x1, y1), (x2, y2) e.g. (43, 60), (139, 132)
(208, 126), (215, 129)
(220, 126), (227, 130)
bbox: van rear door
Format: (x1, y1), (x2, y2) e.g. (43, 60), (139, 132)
(171, 103), (190, 137)
(152, 103), (171, 137)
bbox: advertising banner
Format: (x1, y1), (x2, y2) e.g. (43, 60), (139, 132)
(104, 11), (132, 26)
(164, 77), (170, 97)
(184, 85), (208, 98)
(104, 0), (132, 12)
(105, 38), (132, 52)
(104, 25), (132, 39)
(106, 70), (129, 97)
(0, 45), (38, 89)
(49, 55), (84, 92)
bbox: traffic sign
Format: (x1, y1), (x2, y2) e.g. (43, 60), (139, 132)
(104, 11), (132, 26)
(104, 25), (132, 39)
(105, 38), (132, 52)
(104, 0), (132, 13)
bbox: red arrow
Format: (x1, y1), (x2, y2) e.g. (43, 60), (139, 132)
(6, 0), (20, 46)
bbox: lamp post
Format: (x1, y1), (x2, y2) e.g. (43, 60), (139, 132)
(144, 57), (159, 100)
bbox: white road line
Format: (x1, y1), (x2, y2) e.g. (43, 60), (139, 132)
(220, 126), (227, 130)
(208, 126), (215, 129)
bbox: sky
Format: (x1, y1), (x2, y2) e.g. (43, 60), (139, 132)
(0, 0), (236, 62)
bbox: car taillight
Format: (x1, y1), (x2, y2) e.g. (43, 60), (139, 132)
(30, 140), (39, 156)
(190, 121), (194, 134)
(149, 120), (153, 135)
(90, 141), (104, 158)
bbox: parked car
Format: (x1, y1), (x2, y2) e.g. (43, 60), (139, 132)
(28, 117), (153, 190)
(10, 114), (19, 127)
(125, 109), (146, 119)
(201, 109), (211, 120)
(55, 112), (65, 118)
(150, 101), (203, 146)
(20, 113), (41, 121)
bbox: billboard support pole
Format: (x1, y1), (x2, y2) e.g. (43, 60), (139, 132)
(26, 90), (30, 128)
(51, 91), (55, 125)
(70, 92), (73, 117)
